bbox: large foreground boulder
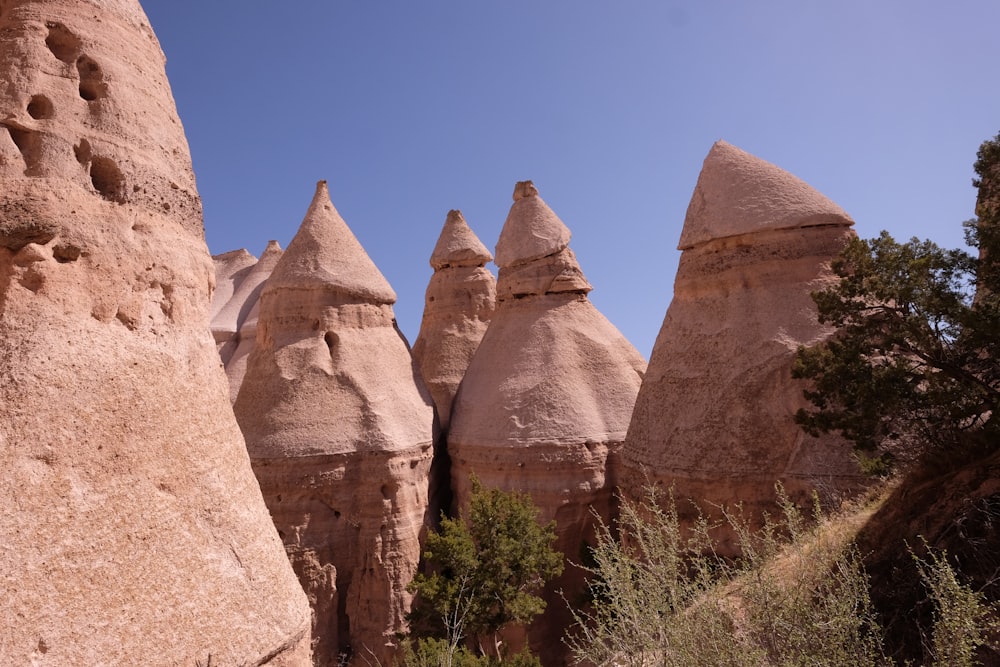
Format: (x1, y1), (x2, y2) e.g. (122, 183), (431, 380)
(622, 140), (868, 549)
(234, 182), (435, 667)
(0, 1), (311, 664)
(449, 181), (646, 663)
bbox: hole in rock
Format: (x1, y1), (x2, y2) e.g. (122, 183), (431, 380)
(73, 138), (91, 165)
(76, 56), (106, 101)
(45, 22), (81, 63)
(26, 95), (53, 120)
(6, 125), (42, 174)
(52, 244), (81, 263)
(324, 331), (337, 352)
(276, 494), (282, 503)
(90, 156), (126, 203)
(334, 510), (341, 519)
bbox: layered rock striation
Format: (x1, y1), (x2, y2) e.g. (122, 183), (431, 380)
(623, 140), (868, 548)
(412, 209), (496, 433)
(0, 1), (311, 664)
(448, 181), (647, 662)
(211, 240), (283, 400)
(234, 181), (434, 667)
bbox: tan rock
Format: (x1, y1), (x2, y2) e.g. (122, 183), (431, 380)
(448, 181), (646, 663)
(234, 181), (434, 666)
(0, 1), (311, 664)
(622, 141), (868, 551)
(412, 209), (496, 432)
(212, 240), (283, 400)
(210, 247), (257, 322)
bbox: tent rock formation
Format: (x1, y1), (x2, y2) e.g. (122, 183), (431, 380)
(448, 181), (647, 662)
(412, 209), (496, 433)
(622, 140), (869, 549)
(234, 181), (435, 667)
(0, 1), (312, 664)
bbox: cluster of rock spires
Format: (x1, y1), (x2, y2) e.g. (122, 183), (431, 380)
(0, 2), (869, 665)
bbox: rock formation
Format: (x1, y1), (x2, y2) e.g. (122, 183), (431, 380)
(234, 181), (435, 667)
(211, 240), (283, 400)
(412, 209), (496, 433)
(0, 1), (311, 664)
(622, 140), (867, 549)
(448, 181), (647, 662)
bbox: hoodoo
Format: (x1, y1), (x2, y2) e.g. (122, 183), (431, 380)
(622, 140), (867, 549)
(211, 240), (283, 400)
(0, 1), (311, 664)
(448, 181), (647, 661)
(412, 209), (496, 433)
(234, 182), (435, 666)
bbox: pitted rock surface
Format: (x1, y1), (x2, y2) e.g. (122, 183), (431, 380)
(0, 2), (312, 664)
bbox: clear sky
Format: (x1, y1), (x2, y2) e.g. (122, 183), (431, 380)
(142, 1), (999, 358)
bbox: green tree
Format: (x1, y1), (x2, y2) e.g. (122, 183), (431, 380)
(793, 133), (1000, 471)
(406, 475), (563, 666)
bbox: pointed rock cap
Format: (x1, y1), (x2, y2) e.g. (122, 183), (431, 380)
(430, 210), (493, 269)
(679, 140), (854, 250)
(495, 181), (572, 268)
(266, 181), (397, 303)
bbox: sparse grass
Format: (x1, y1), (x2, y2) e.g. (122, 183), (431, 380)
(565, 483), (998, 666)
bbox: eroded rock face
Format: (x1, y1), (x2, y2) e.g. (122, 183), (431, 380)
(211, 240), (283, 401)
(412, 209), (496, 433)
(448, 181), (647, 663)
(622, 140), (868, 551)
(234, 182), (434, 667)
(0, 1), (311, 664)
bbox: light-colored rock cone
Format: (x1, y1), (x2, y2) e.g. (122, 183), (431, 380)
(448, 181), (647, 663)
(210, 247), (257, 322)
(212, 240), (283, 400)
(412, 209), (496, 433)
(622, 140), (868, 552)
(234, 181), (435, 667)
(0, 2), (312, 665)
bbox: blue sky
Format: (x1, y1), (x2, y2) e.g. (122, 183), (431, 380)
(143, 1), (999, 358)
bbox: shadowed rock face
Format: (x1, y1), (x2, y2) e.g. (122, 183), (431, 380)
(448, 181), (646, 663)
(412, 209), (496, 433)
(0, 1), (312, 664)
(234, 182), (434, 667)
(623, 140), (868, 551)
(211, 240), (283, 401)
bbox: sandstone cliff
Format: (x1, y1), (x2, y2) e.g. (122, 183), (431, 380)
(234, 181), (435, 667)
(622, 140), (868, 550)
(0, 1), (312, 664)
(412, 209), (496, 433)
(448, 181), (647, 662)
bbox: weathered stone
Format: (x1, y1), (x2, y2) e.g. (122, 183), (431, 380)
(412, 209), (496, 432)
(622, 140), (868, 552)
(0, 1), (312, 664)
(449, 181), (646, 663)
(212, 240), (283, 400)
(234, 181), (434, 667)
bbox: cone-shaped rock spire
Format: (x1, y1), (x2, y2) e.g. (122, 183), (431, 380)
(413, 210), (496, 432)
(0, 2), (311, 664)
(429, 209), (493, 269)
(623, 141), (867, 553)
(448, 181), (646, 664)
(267, 180), (396, 303)
(679, 140), (853, 249)
(234, 183), (434, 666)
